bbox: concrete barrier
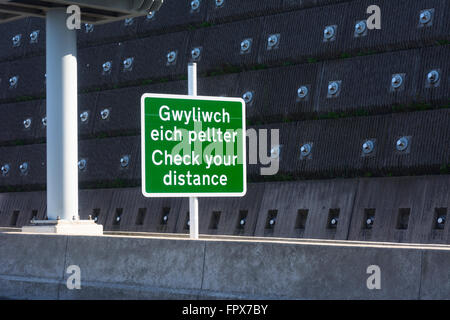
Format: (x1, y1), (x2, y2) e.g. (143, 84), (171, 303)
(0, 231), (448, 300)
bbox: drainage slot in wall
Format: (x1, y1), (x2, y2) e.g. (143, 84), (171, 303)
(295, 209), (309, 229)
(10, 210), (19, 226)
(209, 211), (221, 230)
(363, 208), (376, 229)
(396, 208), (411, 230)
(327, 209), (340, 229)
(136, 208), (147, 226)
(265, 210), (278, 229)
(434, 208), (447, 230)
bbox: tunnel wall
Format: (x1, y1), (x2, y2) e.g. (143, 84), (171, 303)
(0, 175), (448, 244)
(0, 0), (448, 244)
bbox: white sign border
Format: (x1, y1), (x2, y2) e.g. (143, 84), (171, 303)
(141, 93), (247, 198)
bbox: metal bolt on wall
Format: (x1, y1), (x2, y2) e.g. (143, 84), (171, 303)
(19, 162), (28, 175)
(79, 111), (89, 123)
(23, 118), (32, 129)
(267, 34), (280, 50)
(100, 109), (110, 120)
(323, 25), (336, 41)
(240, 38), (252, 54)
(167, 51), (177, 64)
(102, 61), (112, 74)
(30, 30), (40, 43)
(12, 34), (21, 47)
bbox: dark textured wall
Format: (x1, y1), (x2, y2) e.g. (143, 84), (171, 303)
(0, 176), (448, 244)
(0, 0), (448, 242)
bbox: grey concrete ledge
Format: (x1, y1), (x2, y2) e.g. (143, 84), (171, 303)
(0, 231), (449, 300)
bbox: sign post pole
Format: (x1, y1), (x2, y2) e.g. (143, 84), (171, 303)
(188, 63), (199, 240)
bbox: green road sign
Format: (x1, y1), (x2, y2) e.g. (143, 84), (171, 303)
(141, 93), (247, 197)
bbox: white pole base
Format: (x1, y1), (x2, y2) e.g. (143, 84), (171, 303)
(22, 220), (103, 236)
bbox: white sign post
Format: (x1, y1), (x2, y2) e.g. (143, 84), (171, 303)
(188, 63), (199, 240)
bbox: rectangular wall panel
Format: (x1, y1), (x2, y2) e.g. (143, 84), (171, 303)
(137, 1), (208, 35)
(197, 183), (266, 236)
(93, 81), (187, 136)
(104, 188), (185, 233)
(78, 43), (124, 90)
(3, 56), (45, 100)
(207, 0), (283, 23)
(0, 100), (40, 144)
(118, 31), (189, 83)
(188, 18), (263, 74)
(317, 49), (420, 114)
(78, 136), (139, 186)
(259, 3), (351, 65)
(255, 179), (358, 239)
(0, 18), (28, 61)
(24, 17), (45, 57)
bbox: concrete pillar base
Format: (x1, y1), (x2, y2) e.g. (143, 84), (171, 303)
(22, 220), (103, 236)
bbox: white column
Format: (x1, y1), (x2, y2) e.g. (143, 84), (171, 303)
(188, 63), (199, 239)
(46, 8), (79, 221)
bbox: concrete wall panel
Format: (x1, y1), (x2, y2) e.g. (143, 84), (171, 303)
(15, 143), (46, 187)
(0, 232), (448, 300)
(197, 73), (239, 99)
(24, 17), (45, 57)
(345, 0), (449, 53)
(198, 183), (266, 236)
(77, 92), (99, 138)
(255, 179), (358, 239)
(202, 240), (424, 299)
(79, 189), (115, 226)
(119, 32), (189, 83)
(259, 3), (351, 65)
(419, 250), (450, 299)
(103, 188), (186, 233)
(383, 109), (450, 175)
(0, 18), (28, 61)
(416, 45), (450, 106)
(0, 233), (67, 294)
(417, 176), (450, 244)
(78, 136), (139, 185)
(78, 43), (123, 90)
(317, 50), (420, 114)
(188, 18), (263, 74)
(0, 191), (45, 227)
(137, 0), (208, 35)
(63, 235), (205, 296)
(0, 100), (40, 144)
(93, 81), (187, 136)
(0, 146), (21, 188)
(3, 56), (45, 100)
(348, 177), (428, 243)
(207, 0), (283, 23)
